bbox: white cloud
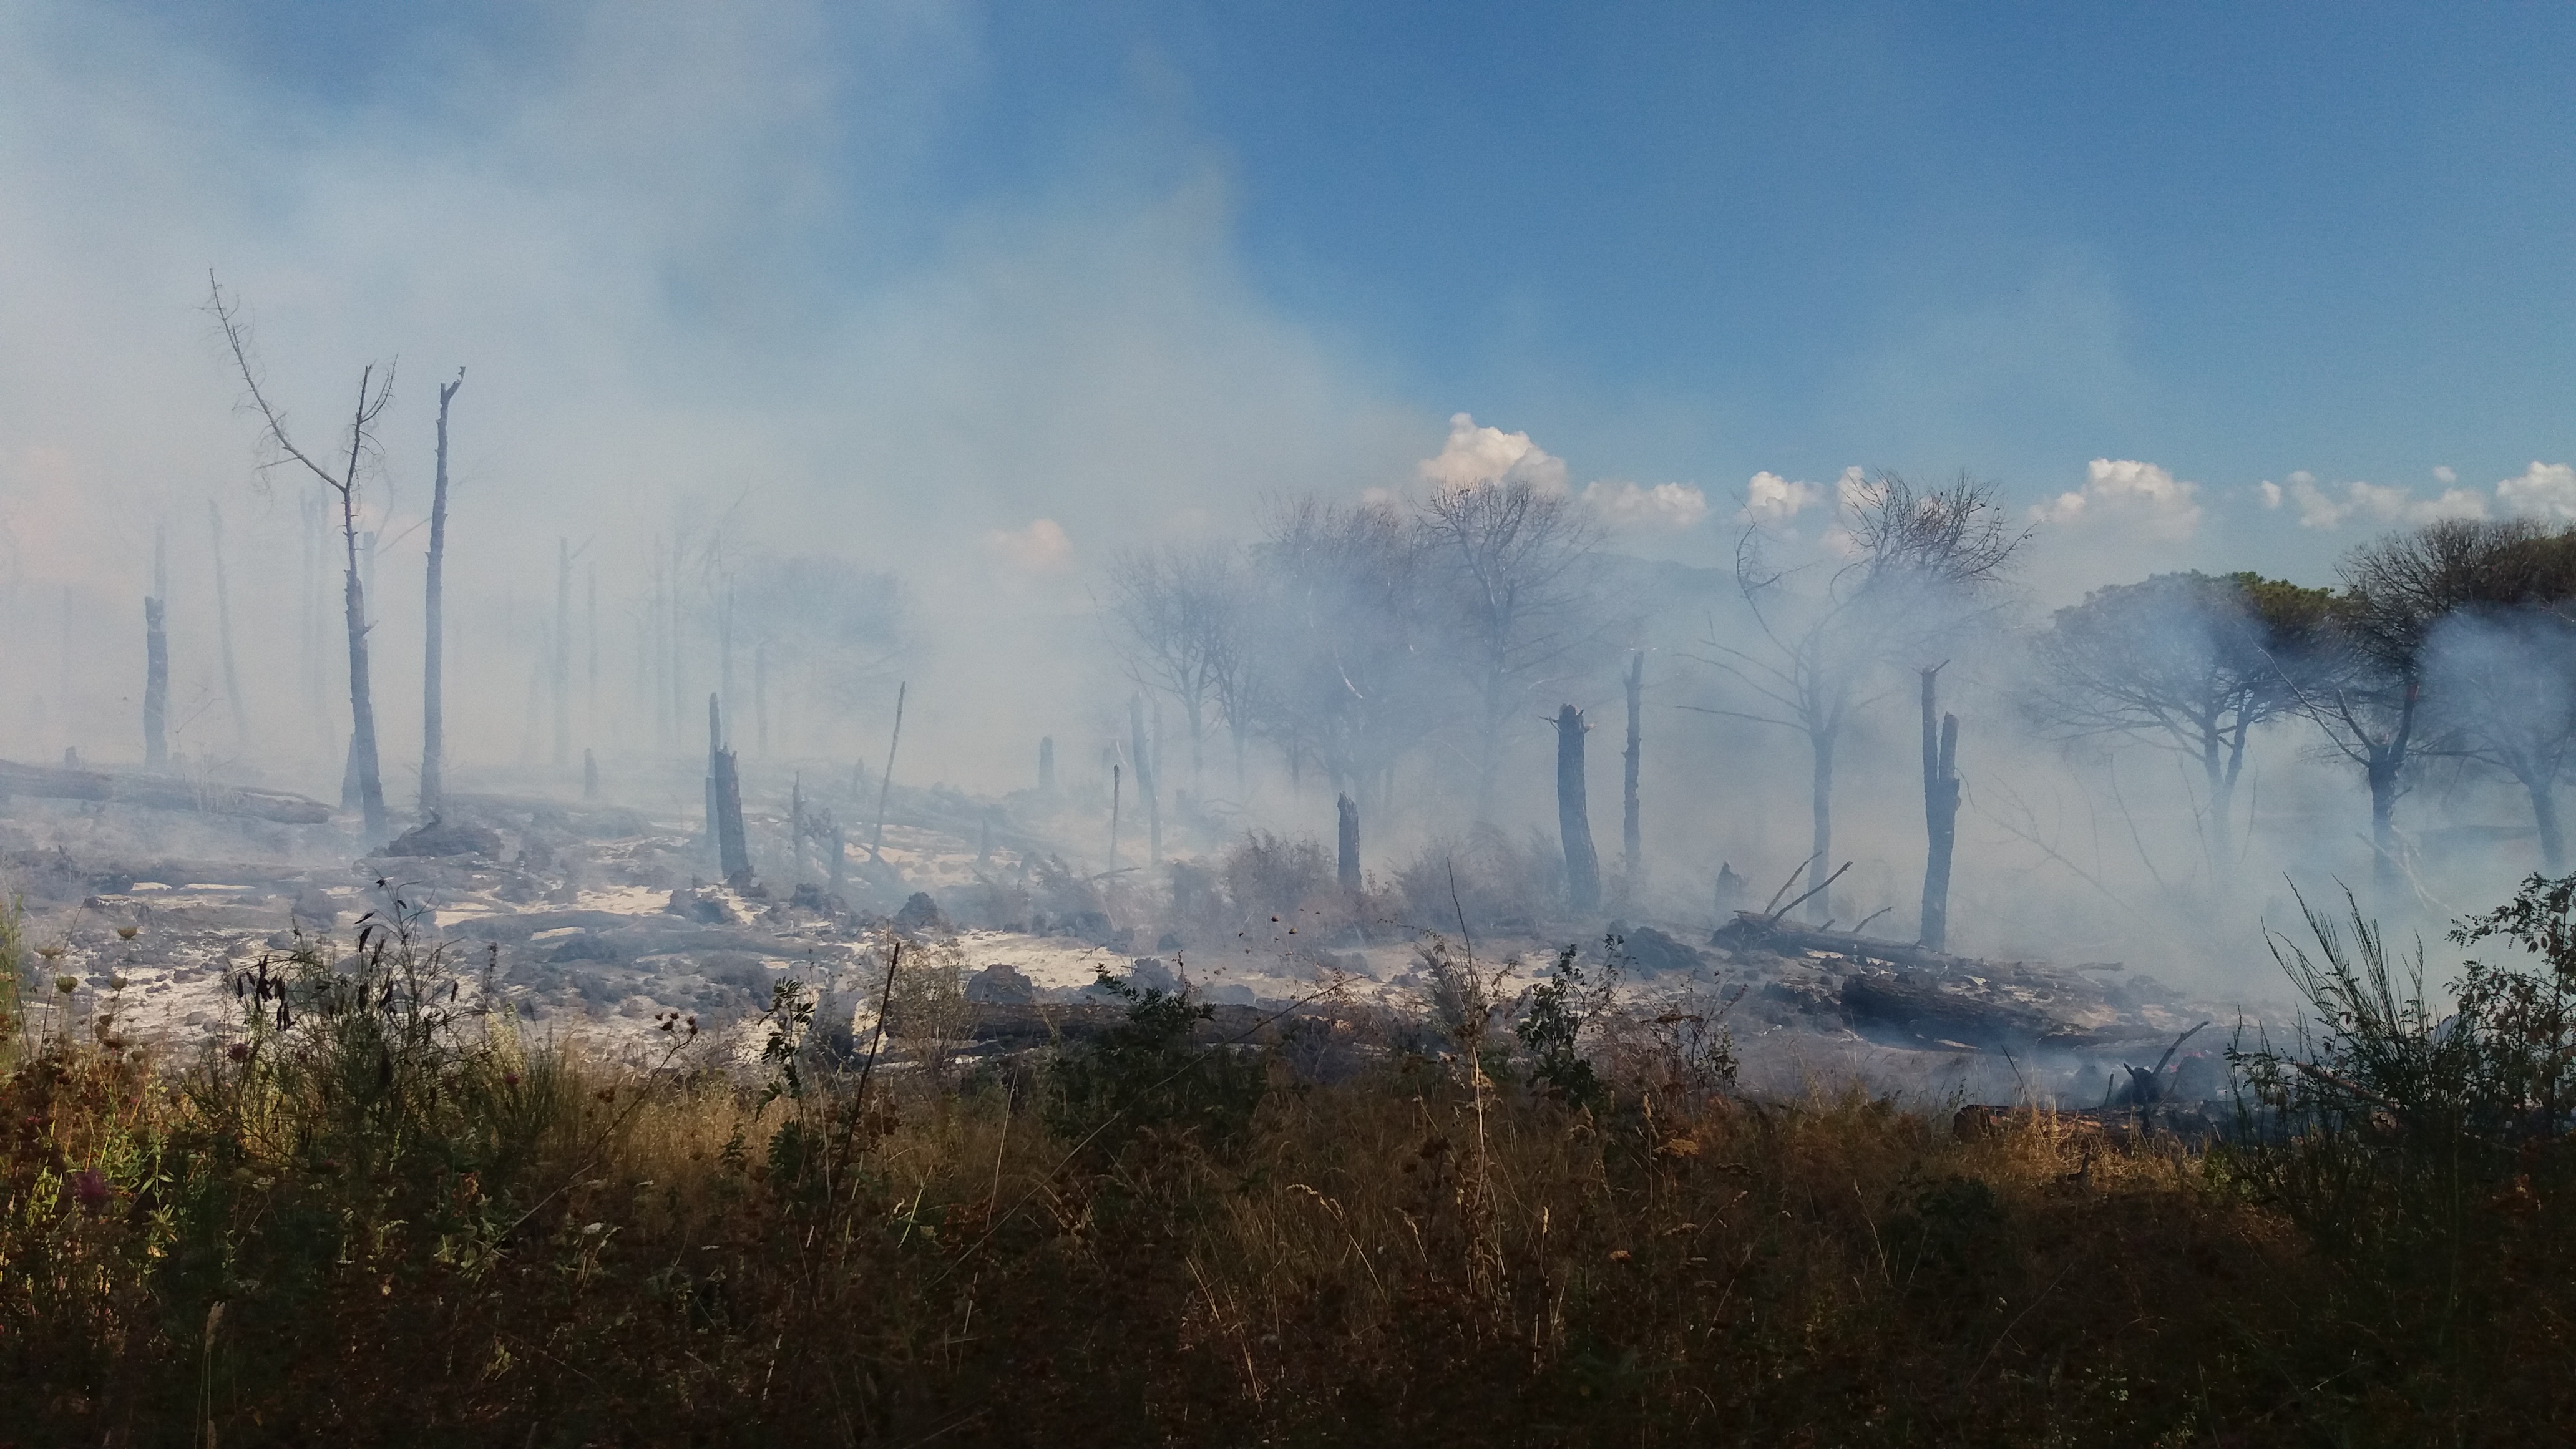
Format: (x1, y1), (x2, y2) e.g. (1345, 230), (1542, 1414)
(2496, 461), (2576, 521)
(2030, 459), (2202, 541)
(2434, 465), (2457, 485)
(1583, 479), (1707, 531)
(1417, 412), (1568, 494)
(1736, 469), (1833, 525)
(2276, 470), (2489, 529)
(982, 517), (1072, 571)
(2258, 479), (2283, 509)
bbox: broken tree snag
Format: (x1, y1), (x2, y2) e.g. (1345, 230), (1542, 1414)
(1038, 736), (1056, 796)
(421, 368), (462, 813)
(705, 693), (752, 887)
(1554, 703), (1602, 915)
(1337, 791), (1361, 894)
(0, 758), (331, 824)
(1621, 650), (1643, 894)
(142, 595), (168, 771)
(1918, 663), (1962, 952)
(872, 681), (906, 858)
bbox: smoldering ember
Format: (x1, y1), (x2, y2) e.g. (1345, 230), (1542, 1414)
(7, 7), (2576, 1444)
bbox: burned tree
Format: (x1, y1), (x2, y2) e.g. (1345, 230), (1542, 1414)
(1554, 703), (1601, 915)
(1918, 665), (1961, 951)
(1103, 543), (1248, 796)
(1249, 497), (1442, 804)
(212, 276), (395, 840)
(2322, 520), (2576, 882)
(142, 527), (167, 771)
(2029, 571), (2333, 863)
(707, 693), (751, 887)
(1700, 472), (2024, 923)
(1337, 791), (1362, 895)
(420, 368), (461, 812)
(1418, 476), (1606, 821)
(1621, 650), (1643, 894)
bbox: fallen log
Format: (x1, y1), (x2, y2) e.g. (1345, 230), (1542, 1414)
(0, 759), (333, 825)
(1713, 910), (1963, 972)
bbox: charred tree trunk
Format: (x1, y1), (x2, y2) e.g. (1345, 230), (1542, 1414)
(208, 501), (248, 747)
(1621, 650), (1642, 893)
(1807, 726), (1836, 925)
(708, 693), (751, 887)
(338, 469), (388, 839)
(1038, 736), (1056, 796)
(871, 681), (906, 859)
(2363, 682), (2419, 895)
(421, 370), (461, 812)
(1337, 791), (1361, 894)
(827, 816), (848, 902)
(2520, 767), (2566, 872)
(1554, 703), (1601, 915)
(789, 774), (809, 881)
(141, 595), (168, 771)
(1918, 665), (1961, 952)
(754, 640), (769, 759)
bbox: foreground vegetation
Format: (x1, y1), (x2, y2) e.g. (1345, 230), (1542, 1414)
(2, 886), (2572, 1446)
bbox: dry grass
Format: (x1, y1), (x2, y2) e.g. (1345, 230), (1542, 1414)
(2, 907), (2570, 1445)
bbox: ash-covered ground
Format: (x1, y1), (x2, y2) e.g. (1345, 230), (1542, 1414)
(1, 766), (2258, 1112)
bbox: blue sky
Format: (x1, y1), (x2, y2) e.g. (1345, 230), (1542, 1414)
(10, 2), (2576, 598)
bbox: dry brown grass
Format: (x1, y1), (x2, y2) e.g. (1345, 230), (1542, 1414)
(2, 911), (2570, 1447)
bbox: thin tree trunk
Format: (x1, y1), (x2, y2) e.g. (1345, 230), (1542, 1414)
(421, 371), (460, 812)
(553, 539), (573, 768)
(341, 525), (387, 839)
(142, 595), (168, 771)
(754, 640), (769, 759)
(1108, 763), (1122, 876)
(208, 502), (248, 747)
(1808, 726), (1835, 925)
(871, 681), (906, 857)
(1554, 703), (1601, 915)
(1918, 666), (1960, 952)
(1337, 792), (1361, 895)
(1621, 650), (1642, 893)
(709, 693), (750, 886)
(2524, 770), (2565, 872)
(2368, 766), (2401, 892)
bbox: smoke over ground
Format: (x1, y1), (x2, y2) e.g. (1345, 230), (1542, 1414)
(4, 3), (2574, 1008)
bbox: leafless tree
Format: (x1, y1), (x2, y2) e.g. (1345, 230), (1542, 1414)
(1698, 471), (2025, 922)
(1101, 542), (1248, 798)
(419, 368), (462, 812)
(2027, 570), (2336, 863)
(1249, 496), (1443, 804)
(2322, 519), (2576, 882)
(1417, 477), (1606, 821)
(211, 275), (396, 840)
